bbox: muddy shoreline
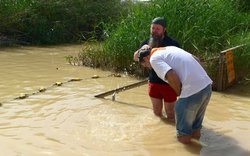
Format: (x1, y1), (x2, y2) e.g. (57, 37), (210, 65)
(0, 34), (30, 46)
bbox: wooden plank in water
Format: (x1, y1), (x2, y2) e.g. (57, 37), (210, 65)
(94, 79), (148, 98)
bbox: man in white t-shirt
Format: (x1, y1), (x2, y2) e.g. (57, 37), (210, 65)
(137, 46), (213, 144)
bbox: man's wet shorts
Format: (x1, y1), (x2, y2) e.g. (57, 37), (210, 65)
(148, 82), (177, 102)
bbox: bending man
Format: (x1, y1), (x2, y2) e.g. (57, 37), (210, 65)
(137, 46), (212, 144)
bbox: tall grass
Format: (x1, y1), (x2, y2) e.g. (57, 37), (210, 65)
(93, 0), (250, 79)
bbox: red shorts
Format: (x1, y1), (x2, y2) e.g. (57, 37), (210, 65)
(148, 82), (177, 102)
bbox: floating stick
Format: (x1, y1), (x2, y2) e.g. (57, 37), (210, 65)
(94, 79), (148, 98)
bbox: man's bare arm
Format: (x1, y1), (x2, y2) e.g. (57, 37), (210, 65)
(165, 69), (181, 96)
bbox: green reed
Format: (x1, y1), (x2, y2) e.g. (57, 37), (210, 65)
(98, 0), (250, 79)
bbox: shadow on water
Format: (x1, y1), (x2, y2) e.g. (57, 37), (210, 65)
(160, 117), (176, 127)
(220, 80), (250, 98)
(176, 125), (250, 156)
(184, 141), (203, 155)
(199, 127), (250, 156)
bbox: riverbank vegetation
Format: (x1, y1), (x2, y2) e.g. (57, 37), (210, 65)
(75, 0), (250, 85)
(1, 0), (249, 85)
(0, 0), (127, 45)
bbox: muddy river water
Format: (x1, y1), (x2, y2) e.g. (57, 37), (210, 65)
(0, 44), (249, 156)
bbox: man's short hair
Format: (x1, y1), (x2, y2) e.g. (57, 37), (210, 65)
(138, 48), (151, 62)
(151, 17), (166, 28)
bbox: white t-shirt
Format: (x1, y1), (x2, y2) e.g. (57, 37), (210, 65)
(150, 46), (212, 98)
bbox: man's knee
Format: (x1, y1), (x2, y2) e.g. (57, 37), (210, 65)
(152, 104), (163, 117)
(165, 102), (175, 119)
(151, 97), (163, 117)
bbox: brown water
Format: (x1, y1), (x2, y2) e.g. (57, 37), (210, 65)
(0, 44), (249, 156)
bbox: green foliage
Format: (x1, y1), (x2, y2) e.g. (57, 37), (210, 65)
(100, 0), (250, 77)
(0, 0), (124, 44)
(234, 0), (250, 12)
(101, 2), (154, 72)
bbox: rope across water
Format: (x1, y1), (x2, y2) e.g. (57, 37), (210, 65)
(0, 73), (122, 106)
